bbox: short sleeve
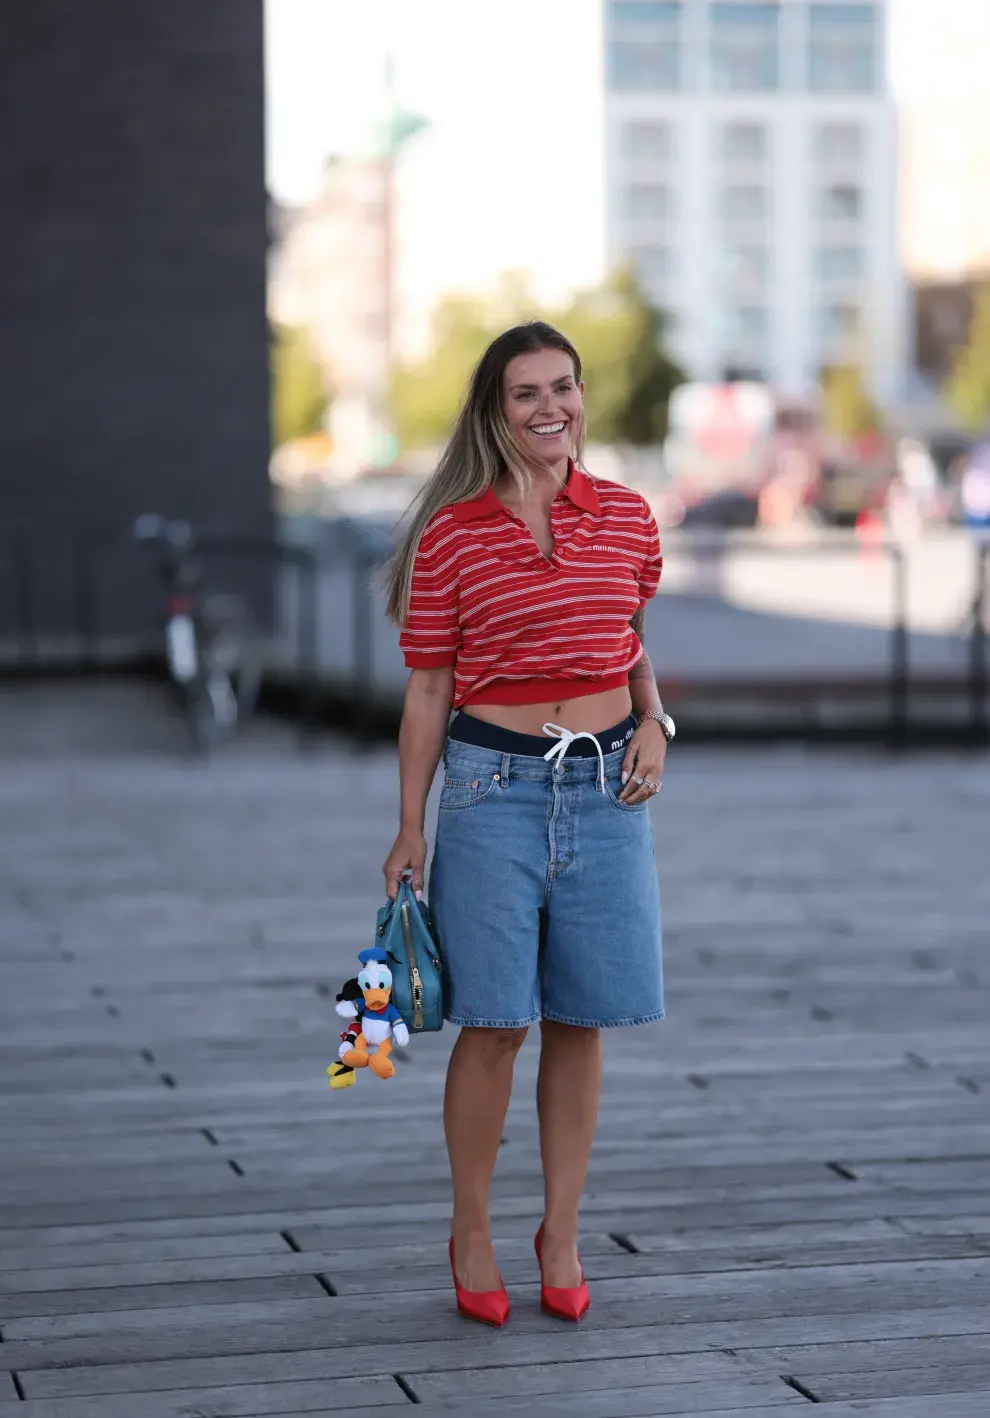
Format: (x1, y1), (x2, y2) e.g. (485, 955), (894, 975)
(636, 502), (663, 607)
(399, 514), (460, 668)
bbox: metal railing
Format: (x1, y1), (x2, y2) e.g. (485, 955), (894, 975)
(969, 538), (989, 745)
(2, 520), (989, 746)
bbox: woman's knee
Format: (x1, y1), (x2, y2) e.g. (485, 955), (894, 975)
(540, 1019), (600, 1049)
(458, 1025), (529, 1062)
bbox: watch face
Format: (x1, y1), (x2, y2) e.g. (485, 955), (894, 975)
(661, 713), (676, 741)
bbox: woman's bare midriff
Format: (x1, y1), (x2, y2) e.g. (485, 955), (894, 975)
(461, 685), (633, 737)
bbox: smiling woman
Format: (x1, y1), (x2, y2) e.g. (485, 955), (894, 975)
(380, 322), (672, 1328)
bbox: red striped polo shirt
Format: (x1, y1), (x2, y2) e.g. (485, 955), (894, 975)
(399, 464), (663, 709)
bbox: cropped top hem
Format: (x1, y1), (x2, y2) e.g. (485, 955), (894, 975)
(462, 672), (630, 709)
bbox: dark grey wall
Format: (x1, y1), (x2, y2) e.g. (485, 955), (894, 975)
(0, 0), (271, 640)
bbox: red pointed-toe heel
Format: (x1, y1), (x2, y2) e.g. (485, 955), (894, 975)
(535, 1223), (591, 1322)
(448, 1238), (510, 1327)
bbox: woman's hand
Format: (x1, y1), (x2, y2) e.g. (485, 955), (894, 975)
(382, 826), (427, 900)
(619, 720), (667, 804)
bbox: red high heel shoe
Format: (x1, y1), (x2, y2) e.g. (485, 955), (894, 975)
(448, 1238), (510, 1327)
(534, 1223), (590, 1321)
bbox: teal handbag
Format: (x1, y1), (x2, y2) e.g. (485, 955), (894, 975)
(376, 879), (444, 1033)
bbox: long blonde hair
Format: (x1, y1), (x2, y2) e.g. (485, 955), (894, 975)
(384, 321), (586, 626)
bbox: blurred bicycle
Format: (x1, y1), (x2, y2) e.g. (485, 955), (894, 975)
(133, 515), (261, 753)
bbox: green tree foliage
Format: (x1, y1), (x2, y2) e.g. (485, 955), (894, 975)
(945, 285), (990, 433)
(390, 268), (685, 449)
(391, 295), (496, 449)
(564, 268), (685, 445)
(270, 322), (328, 450)
(819, 362), (882, 438)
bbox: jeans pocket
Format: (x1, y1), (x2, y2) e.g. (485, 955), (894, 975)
(439, 771), (501, 812)
(602, 773), (650, 813)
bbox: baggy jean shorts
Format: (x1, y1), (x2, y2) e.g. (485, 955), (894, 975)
(429, 735), (664, 1029)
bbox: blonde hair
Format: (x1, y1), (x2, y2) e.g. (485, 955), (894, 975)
(384, 321), (586, 627)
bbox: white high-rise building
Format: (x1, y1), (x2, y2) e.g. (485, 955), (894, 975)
(604, 0), (908, 400)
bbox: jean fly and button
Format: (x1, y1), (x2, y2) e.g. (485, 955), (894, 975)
(429, 724), (664, 1030)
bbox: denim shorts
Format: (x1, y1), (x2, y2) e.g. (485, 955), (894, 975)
(428, 716), (664, 1030)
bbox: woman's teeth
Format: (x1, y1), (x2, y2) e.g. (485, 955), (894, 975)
(531, 422), (566, 436)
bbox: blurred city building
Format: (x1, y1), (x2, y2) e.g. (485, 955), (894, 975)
(604, 1), (907, 401)
(268, 64), (426, 480)
(269, 156), (392, 479)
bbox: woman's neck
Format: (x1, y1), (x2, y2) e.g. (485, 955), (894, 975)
(500, 457), (570, 509)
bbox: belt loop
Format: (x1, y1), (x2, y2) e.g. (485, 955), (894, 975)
(499, 751), (511, 787)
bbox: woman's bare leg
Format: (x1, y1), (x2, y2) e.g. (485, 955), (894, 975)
(444, 1025), (528, 1290)
(536, 1020), (602, 1287)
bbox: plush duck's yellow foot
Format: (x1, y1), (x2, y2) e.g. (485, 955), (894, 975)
(341, 1048), (370, 1068)
(326, 1063), (356, 1091)
(369, 1052), (395, 1079)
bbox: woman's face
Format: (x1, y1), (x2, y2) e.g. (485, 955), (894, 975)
(501, 347), (584, 466)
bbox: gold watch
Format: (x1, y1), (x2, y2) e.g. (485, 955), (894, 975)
(637, 708), (676, 742)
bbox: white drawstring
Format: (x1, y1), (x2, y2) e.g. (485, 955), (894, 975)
(541, 723), (607, 793)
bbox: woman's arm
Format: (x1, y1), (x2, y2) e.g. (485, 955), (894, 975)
(620, 606), (668, 803)
(382, 666), (455, 899)
(627, 606), (663, 718)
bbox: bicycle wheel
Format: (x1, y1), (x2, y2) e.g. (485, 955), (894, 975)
(197, 594), (261, 739)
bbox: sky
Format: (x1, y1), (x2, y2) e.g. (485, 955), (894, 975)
(264, 0), (605, 348)
(264, 0), (947, 345)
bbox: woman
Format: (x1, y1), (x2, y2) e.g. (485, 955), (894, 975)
(382, 322), (672, 1326)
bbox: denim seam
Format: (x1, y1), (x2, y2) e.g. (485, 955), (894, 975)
(541, 1010), (665, 1028)
(446, 1013), (541, 1028)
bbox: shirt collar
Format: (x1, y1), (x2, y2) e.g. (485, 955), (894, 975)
(450, 460), (601, 522)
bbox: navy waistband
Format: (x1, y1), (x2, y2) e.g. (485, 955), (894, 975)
(449, 712), (636, 759)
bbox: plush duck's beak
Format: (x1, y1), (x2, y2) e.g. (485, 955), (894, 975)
(364, 988), (390, 1010)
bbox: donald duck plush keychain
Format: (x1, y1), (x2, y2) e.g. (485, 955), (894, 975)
(327, 947), (410, 1090)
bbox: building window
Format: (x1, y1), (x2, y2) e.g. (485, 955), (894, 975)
(820, 183), (863, 221)
(819, 247), (864, 279)
(822, 303), (859, 341)
(626, 183), (674, 221)
(722, 245), (769, 290)
(611, 0), (682, 20)
(809, 4), (878, 93)
(624, 122), (674, 162)
(710, 3), (780, 93)
(609, 42), (681, 90)
(609, 1), (682, 89)
(632, 244), (674, 288)
(720, 185), (768, 222)
(720, 122), (768, 163)
(816, 123), (864, 165)
(728, 305), (770, 344)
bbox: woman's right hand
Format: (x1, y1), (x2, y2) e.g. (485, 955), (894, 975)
(382, 827), (427, 901)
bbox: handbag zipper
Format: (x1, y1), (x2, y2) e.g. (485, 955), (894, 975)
(400, 901), (424, 1030)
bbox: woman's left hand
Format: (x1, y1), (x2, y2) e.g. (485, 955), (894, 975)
(619, 720), (667, 804)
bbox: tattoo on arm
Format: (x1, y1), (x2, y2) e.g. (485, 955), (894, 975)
(628, 606), (654, 682)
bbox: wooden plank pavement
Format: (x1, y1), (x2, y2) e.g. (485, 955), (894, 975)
(1, 680), (989, 1417)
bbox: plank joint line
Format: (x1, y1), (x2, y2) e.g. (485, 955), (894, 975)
(393, 1373), (421, 1404)
(781, 1374), (821, 1403)
(609, 1232), (641, 1254)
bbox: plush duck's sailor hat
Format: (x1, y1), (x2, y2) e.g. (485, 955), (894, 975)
(358, 947), (390, 967)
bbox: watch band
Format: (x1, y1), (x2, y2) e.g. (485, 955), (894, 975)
(637, 708), (676, 742)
